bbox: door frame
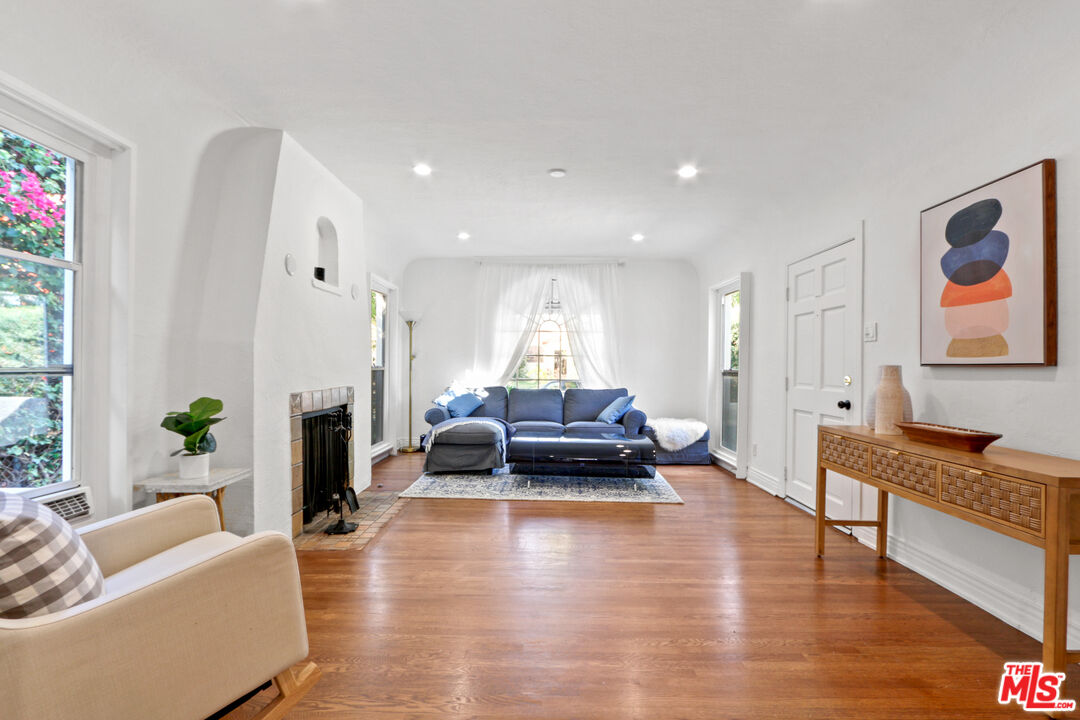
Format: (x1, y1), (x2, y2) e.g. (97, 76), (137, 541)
(783, 222), (865, 510)
(368, 272), (398, 462)
(707, 272), (751, 478)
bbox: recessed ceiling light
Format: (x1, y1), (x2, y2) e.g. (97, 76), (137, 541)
(457, 231), (471, 241)
(412, 162), (433, 177)
(548, 168), (567, 178)
(677, 164), (699, 179)
(631, 233), (645, 242)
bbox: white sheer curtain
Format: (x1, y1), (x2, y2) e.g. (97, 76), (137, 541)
(554, 263), (621, 388)
(471, 263), (549, 385)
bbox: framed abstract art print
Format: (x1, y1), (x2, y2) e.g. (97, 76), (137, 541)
(920, 159), (1056, 366)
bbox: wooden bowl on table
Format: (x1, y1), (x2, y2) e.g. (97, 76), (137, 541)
(893, 422), (1002, 453)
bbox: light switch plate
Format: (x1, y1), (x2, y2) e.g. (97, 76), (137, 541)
(863, 322), (878, 342)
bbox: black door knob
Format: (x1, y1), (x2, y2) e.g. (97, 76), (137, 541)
(837, 400), (852, 410)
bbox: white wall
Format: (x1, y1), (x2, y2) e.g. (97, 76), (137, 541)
(698, 41), (1080, 642)
(173, 128), (283, 534)
(126, 128), (372, 536)
(0, 5), (248, 517)
(398, 258), (704, 443)
(1, 5), (389, 531)
(253, 133), (371, 535)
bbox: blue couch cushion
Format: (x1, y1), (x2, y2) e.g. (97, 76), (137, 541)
(508, 389), (563, 424)
(596, 395), (635, 423)
(566, 421), (624, 433)
(448, 393), (484, 418)
(474, 386), (508, 420)
(425, 406), (451, 426)
(563, 388), (628, 424)
(511, 420), (565, 434)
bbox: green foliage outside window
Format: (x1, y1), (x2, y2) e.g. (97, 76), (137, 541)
(0, 129), (71, 487)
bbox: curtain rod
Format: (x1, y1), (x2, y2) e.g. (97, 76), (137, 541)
(473, 256), (627, 266)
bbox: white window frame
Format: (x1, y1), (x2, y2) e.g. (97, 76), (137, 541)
(368, 273), (397, 461)
(707, 273), (751, 478)
(0, 72), (133, 518)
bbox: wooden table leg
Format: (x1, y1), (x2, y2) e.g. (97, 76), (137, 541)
(876, 489), (889, 559)
(209, 488), (226, 531)
(1044, 486), (1069, 675)
(815, 463), (827, 557)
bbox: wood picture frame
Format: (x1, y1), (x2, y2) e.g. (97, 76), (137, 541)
(920, 159), (1056, 366)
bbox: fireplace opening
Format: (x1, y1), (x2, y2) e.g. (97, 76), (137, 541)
(301, 404), (350, 524)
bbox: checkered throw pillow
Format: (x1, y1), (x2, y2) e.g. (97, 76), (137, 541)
(0, 493), (105, 619)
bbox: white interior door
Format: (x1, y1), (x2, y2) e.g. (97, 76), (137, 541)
(785, 237), (862, 520)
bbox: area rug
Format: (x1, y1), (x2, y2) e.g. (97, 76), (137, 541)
(400, 469), (683, 504)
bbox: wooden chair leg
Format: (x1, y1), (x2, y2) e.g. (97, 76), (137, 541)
(250, 662), (321, 720)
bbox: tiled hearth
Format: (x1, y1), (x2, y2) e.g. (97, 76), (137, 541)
(292, 491), (409, 550)
(288, 386), (355, 538)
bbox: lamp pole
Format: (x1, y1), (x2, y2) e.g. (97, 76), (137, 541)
(400, 315), (421, 453)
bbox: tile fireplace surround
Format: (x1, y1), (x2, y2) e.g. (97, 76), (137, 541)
(288, 386), (355, 537)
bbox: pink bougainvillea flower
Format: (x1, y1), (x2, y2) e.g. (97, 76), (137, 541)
(5, 195), (29, 214)
(20, 172), (41, 193)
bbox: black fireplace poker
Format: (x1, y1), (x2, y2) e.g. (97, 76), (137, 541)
(324, 408), (360, 535)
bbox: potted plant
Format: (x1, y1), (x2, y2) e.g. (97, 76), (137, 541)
(161, 397), (226, 479)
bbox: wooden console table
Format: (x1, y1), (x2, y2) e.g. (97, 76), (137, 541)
(816, 425), (1080, 680)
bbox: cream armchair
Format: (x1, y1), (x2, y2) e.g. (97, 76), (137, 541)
(0, 495), (320, 720)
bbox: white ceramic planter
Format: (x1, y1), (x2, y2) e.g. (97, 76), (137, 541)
(179, 453), (210, 479)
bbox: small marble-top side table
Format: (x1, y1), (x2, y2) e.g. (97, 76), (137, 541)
(136, 467), (251, 531)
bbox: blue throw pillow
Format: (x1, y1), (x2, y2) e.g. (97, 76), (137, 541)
(447, 393), (484, 418)
(596, 395), (635, 424)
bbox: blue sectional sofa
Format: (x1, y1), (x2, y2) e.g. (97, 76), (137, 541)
(425, 387), (646, 436)
(423, 387), (647, 473)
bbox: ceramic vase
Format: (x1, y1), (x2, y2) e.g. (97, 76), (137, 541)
(866, 365), (913, 430)
(872, 365), (906, 435)
(179, 453), (210, 479)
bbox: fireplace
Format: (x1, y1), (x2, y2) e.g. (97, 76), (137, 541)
(288, 386), (355, 537)
(301, 405), (350, 524)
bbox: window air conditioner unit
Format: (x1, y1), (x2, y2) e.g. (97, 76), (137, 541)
(35, 486), (95, 527)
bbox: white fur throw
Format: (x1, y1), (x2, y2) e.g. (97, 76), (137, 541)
(648, 418), (709, 453)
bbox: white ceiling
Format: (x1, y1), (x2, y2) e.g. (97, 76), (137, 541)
(93, 0), (1064, 261)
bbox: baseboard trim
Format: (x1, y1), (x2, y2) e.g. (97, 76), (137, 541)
(710, 450), (736, 475)
(883, 533), (1078, 645)
(852, 526), (877, 548)
(371, 441), (393, 465)
(746, 466), (782, 496)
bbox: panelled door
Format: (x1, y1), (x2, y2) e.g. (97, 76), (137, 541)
(785, 238), (862, 519)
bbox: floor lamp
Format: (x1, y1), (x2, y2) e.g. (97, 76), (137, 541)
(399, 309), (422, 453)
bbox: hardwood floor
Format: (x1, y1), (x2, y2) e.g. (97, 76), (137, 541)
(235, 454), (1056, 719)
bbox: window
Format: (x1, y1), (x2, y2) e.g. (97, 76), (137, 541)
(709, 273), (751, 477)
(509, 278), (581, 391)
(370, 289), (387, 444)
(720, 289), (740, 452)
(0, 127), (79, 489)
